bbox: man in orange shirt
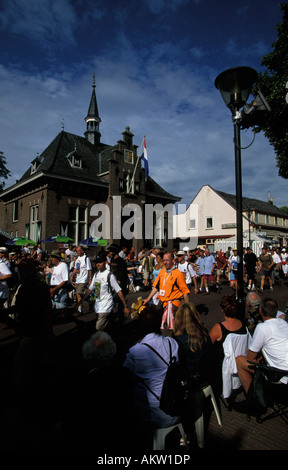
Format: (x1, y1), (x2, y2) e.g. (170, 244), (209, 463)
(143, 251), (190, 334)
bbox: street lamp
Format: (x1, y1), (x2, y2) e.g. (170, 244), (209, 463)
(215, 66), (258, 320)
(247, 209), (251, 248)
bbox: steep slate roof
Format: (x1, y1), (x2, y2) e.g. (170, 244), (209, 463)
(145, 175), (181, 202)
(215, 188), (286, 217)
(19, 131), (110, 186)
(17, 130), (180, 201)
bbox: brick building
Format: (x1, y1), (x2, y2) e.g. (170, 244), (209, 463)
(0, 78), (180, 253)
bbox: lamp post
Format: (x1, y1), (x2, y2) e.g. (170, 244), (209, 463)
(247, 209), (251, 248)
(215, 66), (258, 320)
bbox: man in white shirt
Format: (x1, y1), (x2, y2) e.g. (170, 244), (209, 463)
(176, 250), (198, 294)
(84, 253), (130, 331)
(50, 250), (84, 328)
(70, 246), (92, 314)
(236, 297), (288, 395)
(50, 250), (70, 311)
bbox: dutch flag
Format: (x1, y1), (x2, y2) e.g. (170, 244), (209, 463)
(141, 137), (149, 178)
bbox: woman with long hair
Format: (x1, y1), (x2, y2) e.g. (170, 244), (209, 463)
(174, 302), (214, 384)
(173, 302), (215, 444)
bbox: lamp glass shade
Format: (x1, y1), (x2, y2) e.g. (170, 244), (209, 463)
(215, 66), (258, 110)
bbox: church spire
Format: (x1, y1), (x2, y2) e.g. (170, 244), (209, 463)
(84, 73), (101, 145)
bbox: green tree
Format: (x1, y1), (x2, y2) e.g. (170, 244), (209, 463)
(280, 206), (288, 215)
(254, 3), (288, 178)
(0, 151), (11, 192)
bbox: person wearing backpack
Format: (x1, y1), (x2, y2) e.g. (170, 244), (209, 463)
(84, 253), (130, 331)
(123, 305), (181, 430)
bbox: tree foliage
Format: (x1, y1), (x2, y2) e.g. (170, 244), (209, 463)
(280, 206), (288, 215)
(0, 151), (11, 192)
(254, 3), (288, 178)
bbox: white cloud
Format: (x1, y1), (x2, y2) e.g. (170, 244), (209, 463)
(0, 0), (286, 211)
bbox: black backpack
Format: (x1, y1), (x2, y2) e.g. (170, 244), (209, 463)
(142, 340), (190, 417)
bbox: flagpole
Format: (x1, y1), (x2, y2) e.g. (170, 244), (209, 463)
(128, 136), (145, 194)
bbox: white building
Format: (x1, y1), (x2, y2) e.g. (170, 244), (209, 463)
(174, 185), (288, 251)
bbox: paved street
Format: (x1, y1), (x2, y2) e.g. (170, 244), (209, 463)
(0, 273), (287, 451)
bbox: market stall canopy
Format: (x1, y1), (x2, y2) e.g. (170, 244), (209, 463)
(80, 237), (108, 246)
(42, 235), (74, 243)
(6, 237), (36, 246)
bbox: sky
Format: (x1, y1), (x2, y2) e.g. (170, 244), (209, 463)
(0, 0), (287, 212)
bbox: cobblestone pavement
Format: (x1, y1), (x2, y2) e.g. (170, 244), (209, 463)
(0, 273), (287, 451)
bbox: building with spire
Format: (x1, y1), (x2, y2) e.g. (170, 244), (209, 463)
(84, 73), (101, 146)
(0, 78), (180, 253)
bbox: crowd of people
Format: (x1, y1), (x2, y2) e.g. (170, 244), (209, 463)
(0, 241), (288, 450)
(1, 242), (287, 312)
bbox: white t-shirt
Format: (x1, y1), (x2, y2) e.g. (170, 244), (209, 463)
(51, 262), (69, 287)
(177, 261), (196, 285)
(0, 259), (11, 299)
(75, 254), (92, 284)
(89, 269), (121, 313)
(250, 318), (288, 384)
(229, 255), (239, 271)
(272, 253), (281, 265)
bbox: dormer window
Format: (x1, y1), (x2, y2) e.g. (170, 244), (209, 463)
(31, 162), (38, 174)
(30, 155), (41, 174)
(66, 148), (82, 169)
(71, 155), (82, 168)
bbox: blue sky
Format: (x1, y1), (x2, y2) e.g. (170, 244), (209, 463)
(0, 0), (287, 209)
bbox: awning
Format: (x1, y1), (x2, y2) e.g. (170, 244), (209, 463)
(263, 230), (288, 239)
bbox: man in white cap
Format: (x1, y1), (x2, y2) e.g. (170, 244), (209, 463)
(176, 250), (198, 294)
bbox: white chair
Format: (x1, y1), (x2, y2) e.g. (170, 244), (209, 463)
(153, 422), (187, 450)
(194, 384), (222, 449)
